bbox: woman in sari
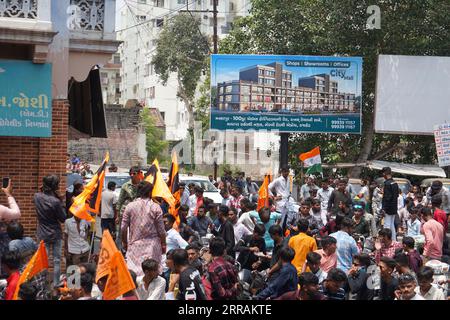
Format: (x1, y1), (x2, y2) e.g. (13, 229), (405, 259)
(121, 181), (167, 276)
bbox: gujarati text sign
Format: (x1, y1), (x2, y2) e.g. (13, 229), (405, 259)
(0, 60), (52, 137)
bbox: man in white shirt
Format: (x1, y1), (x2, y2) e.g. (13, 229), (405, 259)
(268, 166), (293, 231)
(316, 179), (334, 218)
(188, 186), (204, 217)
(137, 258), (166, 300)
(101, 181), (118, 238)
(164, 214), (188, 252)
(229, 207), (251, 243)
(64, 216), (91, 266)
(395, 273), (425, 300)
(415, 266), (446, 300)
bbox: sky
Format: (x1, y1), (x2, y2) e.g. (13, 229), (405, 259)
(116, 0), (124, 31)
(211, 54), (362, 96)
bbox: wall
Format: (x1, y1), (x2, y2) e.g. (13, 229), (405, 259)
(0, 100), (69, 237)
(68, 104), (147, 168)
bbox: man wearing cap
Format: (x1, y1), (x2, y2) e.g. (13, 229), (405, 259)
(426, 180), (450, 215)
(381, 167), (399, 241)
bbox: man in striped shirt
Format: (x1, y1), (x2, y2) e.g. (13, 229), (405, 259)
(318, 268), (347, 300)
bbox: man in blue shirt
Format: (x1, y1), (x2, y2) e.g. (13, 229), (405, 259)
(250, 208), (282, 250)
(255, 247), (298, 300)
(330, 217), (359, 273)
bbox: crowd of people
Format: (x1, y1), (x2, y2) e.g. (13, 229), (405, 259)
(0, 164), (449, 300)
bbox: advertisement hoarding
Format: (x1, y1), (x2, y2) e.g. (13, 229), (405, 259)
(375, 55), (450, 135)
(0, 59), (52, 138)
(210, 54), (363, 134)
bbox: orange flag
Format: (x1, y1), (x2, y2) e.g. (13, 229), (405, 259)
(167, 152), (181, 226)
(70, 152), (109, 222)
(95, 229), (118, 283)
(257, 173), (272, 211)
(13, 240), (49, 300)
(103, 251), (136, 300)
(144, 159), (175, 207)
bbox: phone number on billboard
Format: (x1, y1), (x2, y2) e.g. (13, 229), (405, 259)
(331, 120), (356, 129)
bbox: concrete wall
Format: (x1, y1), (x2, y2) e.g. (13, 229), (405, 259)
(68, 104), (147, 168)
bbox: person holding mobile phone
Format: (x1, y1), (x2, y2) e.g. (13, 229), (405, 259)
(0, 178), (21, 221)
(0, 178), (21, 277)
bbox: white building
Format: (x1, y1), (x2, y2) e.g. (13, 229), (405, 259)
(100, 53), (122, 104)
(117, 0), (251, 141)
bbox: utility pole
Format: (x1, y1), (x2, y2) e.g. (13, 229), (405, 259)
(181, 1), (219, 180)
(212, 0), (218, 181)
(213, 0), (218, 54)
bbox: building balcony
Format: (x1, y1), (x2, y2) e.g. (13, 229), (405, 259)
(68, 0), (120, 55)
(0, 0), (52, 31)
(0, 0), (55, 62)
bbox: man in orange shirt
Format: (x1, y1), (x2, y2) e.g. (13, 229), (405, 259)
(288, 219), (317, 274)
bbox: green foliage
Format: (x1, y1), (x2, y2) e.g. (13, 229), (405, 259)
(195, 60), (211, 133)
(221, 0), (449, 174)
(141, 108), (169, 164)
(151, 13), (210, 126)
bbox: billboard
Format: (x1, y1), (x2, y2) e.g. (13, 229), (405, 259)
(0, 59), (52, 137)
(375, 55), (450, 135)
(210, 54), (363, 134)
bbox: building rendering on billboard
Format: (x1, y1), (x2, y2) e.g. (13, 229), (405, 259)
(211, 54), (363, 134)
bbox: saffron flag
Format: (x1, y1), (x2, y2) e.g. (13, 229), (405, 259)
(167, 152), (181, 225)
(103, 251), (136, 300)
(95, 229), (118, 283)
(13, 240), (49, 300)
(70, 152), (110, 222)
(299, 147), (323, 175)
(257, 173), (272, 211)
(145, 159), (176, 207)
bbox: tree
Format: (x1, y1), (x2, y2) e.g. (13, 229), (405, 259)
(141, 108), (169, 164)
(151, 13), (210, 130)
(221, 0), (449, 178)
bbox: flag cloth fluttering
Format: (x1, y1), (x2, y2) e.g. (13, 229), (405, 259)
(13, 241), (49, 300)
(144, 158), (176, 207)
(95, 230), (136, 300)
(70, 152), (110, 222)
(167, 152), (181, 226)
(299, 147), (323, 175)
(257, 173), (272, 211)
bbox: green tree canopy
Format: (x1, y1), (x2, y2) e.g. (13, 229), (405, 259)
(152, 13), (210, 129)
(141, 108), (169, 164)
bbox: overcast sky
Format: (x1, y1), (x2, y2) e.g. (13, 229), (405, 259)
(116, 0), (124, 31)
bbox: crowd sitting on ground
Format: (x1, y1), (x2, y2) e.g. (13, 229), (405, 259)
(0, 165), (449, 300)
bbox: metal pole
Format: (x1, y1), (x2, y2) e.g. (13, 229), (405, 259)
(213, 0), (218, 54)
(280, 133), (289, 168)
(213, 0), (218, 180)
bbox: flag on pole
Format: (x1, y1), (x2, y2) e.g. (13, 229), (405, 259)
(70, 152), (110, 222)
(167, 152), (181, 226)
(95, 230), (136, 300)
(103, 251), (136, 300)
(257, 173), (272, 211)
(145, 159), (176, 207)
(95, 230), (118, 283)
(299, 147), (323, 175)
(13, 241), (49, 300)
